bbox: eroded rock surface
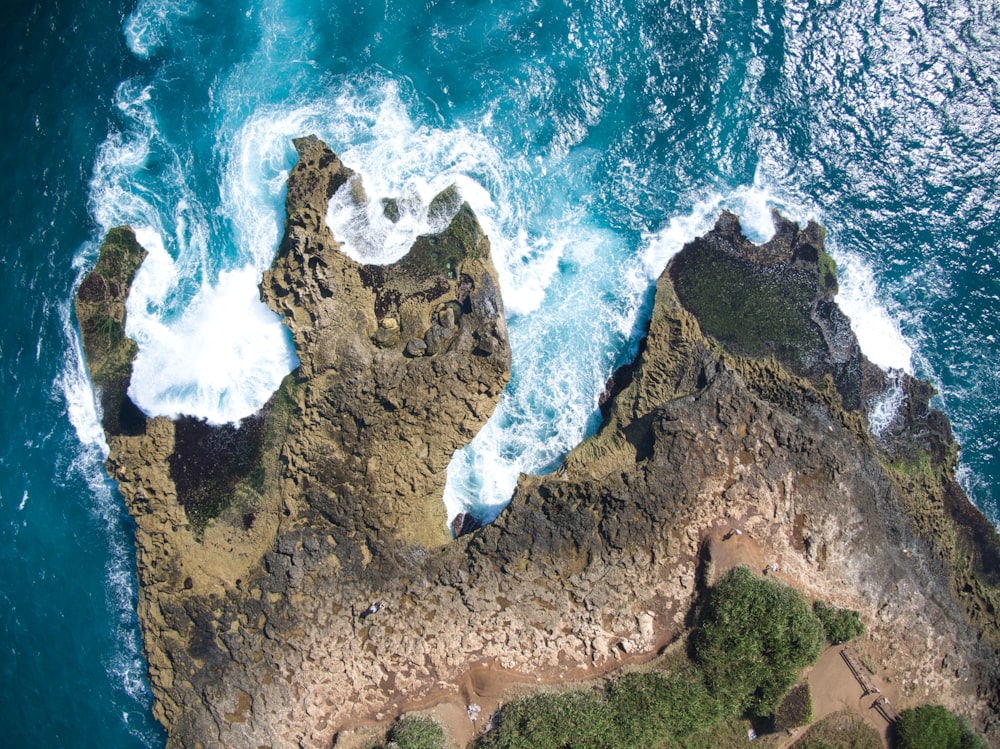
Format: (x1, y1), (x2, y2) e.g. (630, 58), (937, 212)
(77, 139), (1000, 748)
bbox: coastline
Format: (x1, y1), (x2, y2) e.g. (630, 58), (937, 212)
(75, 137), (1000, 748)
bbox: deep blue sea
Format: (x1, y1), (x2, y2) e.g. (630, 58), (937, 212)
(2, 0), (997, 745)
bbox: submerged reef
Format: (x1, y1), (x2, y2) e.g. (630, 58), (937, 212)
(77, 137), (1000, 748)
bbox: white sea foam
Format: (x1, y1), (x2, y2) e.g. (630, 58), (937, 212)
(57, 286), (111, 455)
(868, 368), (906, 436)
(229, 81), (565, 324)
(315, 84), (505, 266)
(87, 81), (303, 424)
(640, 192), (725, 279)
(221, 106), (327, 268)
(640, 183), (797, 280)
(444, 222), (649, 522)
(123, 0), (191, 58)
(89, 73), (526, 426)
(444, 181), (916, 523)
(834, 250), (913, 373)
(56, 293), (152, 716)
(127, 258), (295, 424)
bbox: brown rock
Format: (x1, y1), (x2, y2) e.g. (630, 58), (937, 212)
(77, 141), (1000, 748)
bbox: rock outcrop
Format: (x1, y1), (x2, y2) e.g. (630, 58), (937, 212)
(77, 137), (1000, 748)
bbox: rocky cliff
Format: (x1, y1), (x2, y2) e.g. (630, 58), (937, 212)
(76, 137), (1000, 748)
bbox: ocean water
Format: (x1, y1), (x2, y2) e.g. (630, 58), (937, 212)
(2, 0), (997, 745)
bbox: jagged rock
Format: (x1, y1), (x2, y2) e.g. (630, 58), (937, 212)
(74, 226), (147, 436)
(77, 143), (1000, 748)
(451, 512), (480, 539)
(668, 209), (883, 411)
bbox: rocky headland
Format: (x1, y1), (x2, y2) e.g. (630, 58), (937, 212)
(76, 136), (1000, 748)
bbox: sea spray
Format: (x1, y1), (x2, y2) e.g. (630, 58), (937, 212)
(57, 295), (160, 743)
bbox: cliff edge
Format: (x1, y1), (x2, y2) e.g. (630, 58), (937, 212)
(76, 138), (1000, 748)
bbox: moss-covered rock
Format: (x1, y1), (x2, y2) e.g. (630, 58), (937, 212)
(74, 226), (147, 436)
(668, 210), (876, 412)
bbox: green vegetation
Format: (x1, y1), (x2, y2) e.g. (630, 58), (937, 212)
(894, 705), (987, 749)
(171, 373), (300, 533)
(818, 249), (838, 295)
(476, 567), (826, 749)
(75, 228), (147, 386)
(95, 226), (148, 281)
(691, 566), (824, 716)
(604, 669), (722, 744)
(383, 715), (447, 749)
(813, 601), (865, 644)
(669, 238), (823, 376)
(474, 689), (618, 749)
(791, 709), (880, 749)
(402, 203), (484, 278)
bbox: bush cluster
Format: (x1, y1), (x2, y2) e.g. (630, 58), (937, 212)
(476, 566), (826, 748)
(384, 715), (447, 749)
(812, 600), (865, 644)
(894, 705), (987, 749)
(691, 566), (824, 716)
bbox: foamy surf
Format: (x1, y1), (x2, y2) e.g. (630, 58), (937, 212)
(55, 294), (155, 735)
(445, 183), (918, 524)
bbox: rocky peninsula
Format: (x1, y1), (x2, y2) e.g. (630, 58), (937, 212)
(76, 136), (1000, 748)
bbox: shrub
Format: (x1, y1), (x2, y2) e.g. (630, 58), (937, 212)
(475, 669), (723, 749)
(894, 705), (987, 749)
(474, 689), (616, 749)
(385, 715), (447, 749)
(690, 566), (824, 717)
(605, 669), (722, 745)
(813, 601), (865, 644)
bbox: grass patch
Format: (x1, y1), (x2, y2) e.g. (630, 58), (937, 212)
(774, 683), (812, 732)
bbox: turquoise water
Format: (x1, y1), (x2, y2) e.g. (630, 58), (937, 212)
(2, 0), (997, 745)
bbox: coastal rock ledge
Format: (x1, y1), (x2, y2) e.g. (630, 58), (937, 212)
(77, 137), (1000, 748)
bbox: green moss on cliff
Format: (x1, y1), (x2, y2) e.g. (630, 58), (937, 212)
(172, 374), (300, 533)
(74, 227), (148, 436)
(818, 249), (838, 295)
(75, 227), (146, 385)
(401, 203), (486, 279)
(669, 238), (823, 374)
(882, 440), (1000, 645)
